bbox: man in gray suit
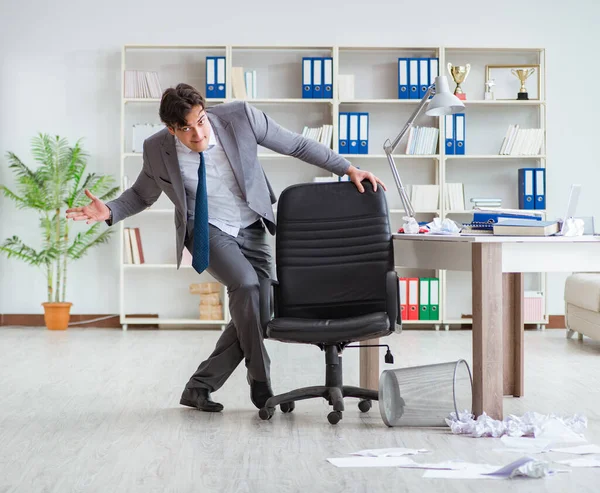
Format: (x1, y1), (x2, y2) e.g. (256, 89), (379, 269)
(66, 83), (386, 412)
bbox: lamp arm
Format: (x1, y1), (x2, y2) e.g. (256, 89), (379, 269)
(384, 85), (435, 154)
(383, 84), (435, 219)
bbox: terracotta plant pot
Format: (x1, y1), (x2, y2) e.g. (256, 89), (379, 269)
(42, 302), (73, 330)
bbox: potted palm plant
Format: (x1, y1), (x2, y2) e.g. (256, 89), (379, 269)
(0, 134), (119, 330)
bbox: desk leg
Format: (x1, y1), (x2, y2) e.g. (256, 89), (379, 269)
(503, 273), (524, 397)
(359, 338), (379, 391)
(472, 243), (504, 420)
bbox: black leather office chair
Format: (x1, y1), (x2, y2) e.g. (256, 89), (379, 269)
(259, 180), (401, 424)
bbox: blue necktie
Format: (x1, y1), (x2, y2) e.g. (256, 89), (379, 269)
(192, 152), (209, 273)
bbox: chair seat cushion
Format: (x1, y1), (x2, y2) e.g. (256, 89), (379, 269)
(266, 312), (391, 344)
(564, 273), (600, 313)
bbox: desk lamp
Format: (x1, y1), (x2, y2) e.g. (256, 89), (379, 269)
(384, 75), (465, 217)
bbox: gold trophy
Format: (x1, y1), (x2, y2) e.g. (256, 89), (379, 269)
(447, 63), (471, 100)
(511, 68), (536, 100)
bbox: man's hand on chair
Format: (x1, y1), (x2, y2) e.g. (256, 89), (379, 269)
(346, 165), (387, 193)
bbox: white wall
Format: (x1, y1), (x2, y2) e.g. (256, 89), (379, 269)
(1, 0), (598, 315)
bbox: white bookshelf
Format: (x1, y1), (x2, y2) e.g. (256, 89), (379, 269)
(119, 44), (547, 331)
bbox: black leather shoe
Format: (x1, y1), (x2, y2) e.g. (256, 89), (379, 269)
(250, 380), (274, 409)
(180, 387), (224, 412)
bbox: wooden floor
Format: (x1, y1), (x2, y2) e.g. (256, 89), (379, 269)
(1, 327), (599, 493)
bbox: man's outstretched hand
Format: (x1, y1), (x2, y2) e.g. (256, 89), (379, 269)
(65, 189), (110, 224)
(346, 165), (387, 193)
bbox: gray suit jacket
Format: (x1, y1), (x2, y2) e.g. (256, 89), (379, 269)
(106, 101), (351, 268)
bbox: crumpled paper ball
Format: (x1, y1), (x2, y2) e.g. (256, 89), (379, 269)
(426, 217), (461, 235)
(402, 216), (420, 234)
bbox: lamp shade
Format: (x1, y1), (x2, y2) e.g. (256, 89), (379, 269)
(425, 76), (465, 116)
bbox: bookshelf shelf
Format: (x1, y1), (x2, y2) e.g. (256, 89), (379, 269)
(340, 99), (422, 104)
(230, 98), (333, 104)
(345, 154), (440, 159)
(445, 155), (546, 160)
(390, 209), (440, 214)
(124, 98), (226, 104)
(123, 317), (226, 325)
(462, 100), (545, 106)
(123, 264), (184, 268)
(120, 44), (548, 330)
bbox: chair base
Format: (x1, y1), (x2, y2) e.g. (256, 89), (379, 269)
(258, 345), (379, 424)
(265, 385), (378, 412)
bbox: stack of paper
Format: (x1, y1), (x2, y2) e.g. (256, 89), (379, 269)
(410, 184), (439, 211)
(499, 125), (544, 155)
(124, 70), (162, 98)
(445, 183), (465, 211)
(405, 126), (439, 155)
(231, 67), (247, 99)
(302, 125), (333, 149)
(471, 197), (502, 209)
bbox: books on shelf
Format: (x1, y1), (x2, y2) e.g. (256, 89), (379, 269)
(397, 58), (439, 100)
(205, 57), (226, 98)
(302, 57), (333, 99)
(338, 112), (368, 154)
(499, 125), (544, 155)
(398, 277), (439, 321)
(445, 183), (465, 211)
(410, 184), (439, 210)
(132, 123), (165, 153)
(405, 126), (439, 155)
(124, 70), (162, 99)
(232, 67), (258, 99)
(231, 67), (247, 99)
(245, 70), (257, 99)
(124, 227), (145, 264)
(302, 124), (333, 149)
(518, 168), (546, 210)
(444, 113), (465, 155)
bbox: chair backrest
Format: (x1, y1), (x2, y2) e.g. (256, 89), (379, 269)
(275, 181), (394, 319)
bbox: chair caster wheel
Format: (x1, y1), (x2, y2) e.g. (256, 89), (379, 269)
(327, 411), (343, 425)
(280, 402), (295, 413)
(358, 399), (372, 413)
(259, 407), (275, 420)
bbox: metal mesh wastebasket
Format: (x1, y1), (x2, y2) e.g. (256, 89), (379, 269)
(378, 359), (472, 427)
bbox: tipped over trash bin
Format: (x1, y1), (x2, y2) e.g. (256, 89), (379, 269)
(379, 359), (473, 427)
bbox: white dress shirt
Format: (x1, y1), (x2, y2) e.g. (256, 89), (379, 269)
(175, 120), (260, 237)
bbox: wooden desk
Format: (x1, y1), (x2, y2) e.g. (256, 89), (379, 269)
(360, 234), (600, 419)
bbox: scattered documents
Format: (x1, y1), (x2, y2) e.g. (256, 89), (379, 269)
(482, 457), (554, 479)
(549, 444), (600, 455)
(423, 464), (502, 479)
(424, 457), (560, 480)
(351, 448), (429, 457)
(326, 457), (415, 468)
(557, 457), (600, 468)
(536, 417), (587, 444)
(493, 436), (551, 454)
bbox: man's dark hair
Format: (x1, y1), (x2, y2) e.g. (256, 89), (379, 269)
(159, 83), (205, 129)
